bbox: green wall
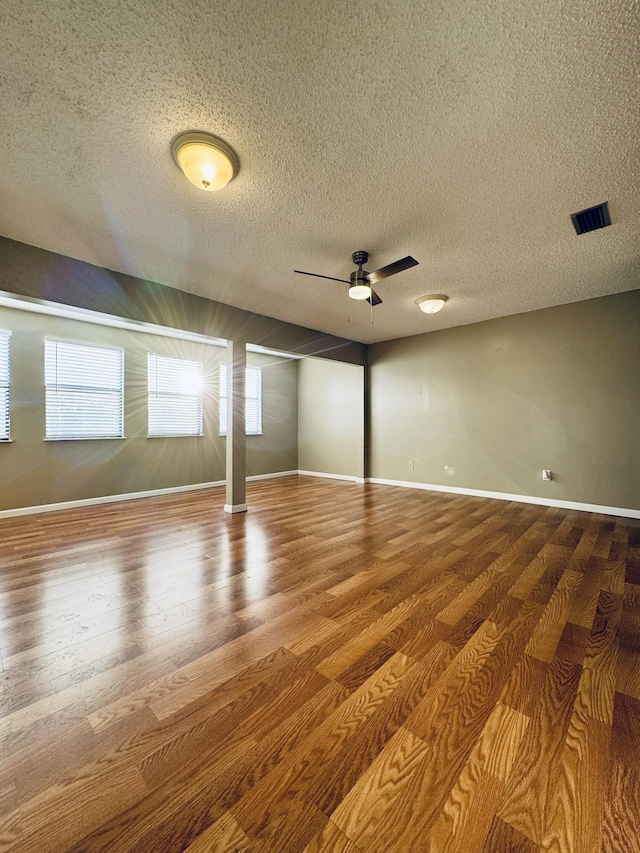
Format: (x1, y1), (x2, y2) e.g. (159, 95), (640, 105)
(0, 305), (298, 511)
(368, 290), (640, 511)
(298, 357), (364, 479)
(0, 236), (366, 365)
(3, 236), (639, 515)
(248, 353), (298, 478)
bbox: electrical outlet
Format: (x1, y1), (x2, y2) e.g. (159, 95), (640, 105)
(409, 459), (414, 469)
(542, 469), (552, 481)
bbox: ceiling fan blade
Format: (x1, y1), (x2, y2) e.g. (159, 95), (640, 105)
(367, 255), (418, 284)
(366, 288), (383, 306)
(293, 270), (350, 284)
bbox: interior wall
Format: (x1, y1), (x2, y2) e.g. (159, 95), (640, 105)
(247, 352), (298, 477)
(0, 305), (298, 511)
(298, 357), (364, 479)
(0, 236), (366, 365)
(368, 290), (640, 510)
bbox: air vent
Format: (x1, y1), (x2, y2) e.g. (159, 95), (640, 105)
(571, 202), (611, 235)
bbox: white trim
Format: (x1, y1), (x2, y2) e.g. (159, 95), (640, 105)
(0, 472), (299, 518)
(246, 343), (303, 360)
(44, 436), (128, 441)
(0, 479), (226, 519)
(146, 434), (204, 439)
(298, 469), (360, 483)
(0, 292), (228, 347)
(2, 471), (636, 521)
(0, 295), (310, 361)
(365, 477), (640, 520)
(247, 470), (297, 482)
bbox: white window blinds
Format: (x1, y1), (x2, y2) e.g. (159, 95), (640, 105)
(148, 353), (203, 436)
(45, 339), (124, 439)
(219, 365), (262, 435)
(0, 330), (10, 441)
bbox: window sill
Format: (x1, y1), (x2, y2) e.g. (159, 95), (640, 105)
(44, 436), (126, 441)
(147, 434), (204, 439)
(219, 432), (263, 437)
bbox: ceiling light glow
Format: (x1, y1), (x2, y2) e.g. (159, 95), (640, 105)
(349, 284), (372, 300)
(417, 294), (448, 314)
(171, 132), (239, 191)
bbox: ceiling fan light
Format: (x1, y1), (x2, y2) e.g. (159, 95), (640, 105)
(171, 132), (239, 191)
(417, 294), (448, 314)
(349, 283), (372, 300)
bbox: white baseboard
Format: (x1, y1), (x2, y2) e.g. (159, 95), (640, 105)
(224, 503), (248, 514)
(0, 471), (295, 519)
(246, 470), (297, 482)
(365, 476), (640, 520)
(298, 470), (361, 483)
(5, 470), (635, 521)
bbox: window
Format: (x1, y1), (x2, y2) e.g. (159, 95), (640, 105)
(45, 339), (124, 439)
(148, 353), (203, 437)
(219, 365), (262, 435)
(0, 330), (10, 441)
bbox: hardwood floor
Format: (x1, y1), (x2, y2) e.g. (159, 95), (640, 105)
(0, 475), (639, 852)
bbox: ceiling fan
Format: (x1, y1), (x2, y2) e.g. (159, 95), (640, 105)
(294, 250), (418, 306)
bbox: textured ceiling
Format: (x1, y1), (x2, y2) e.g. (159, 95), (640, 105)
(1, 0), (639, 344)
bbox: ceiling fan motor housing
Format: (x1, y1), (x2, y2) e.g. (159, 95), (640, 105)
(350, 269), (370, 284)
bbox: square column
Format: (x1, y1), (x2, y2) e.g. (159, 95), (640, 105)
(224, 338), (247, 513)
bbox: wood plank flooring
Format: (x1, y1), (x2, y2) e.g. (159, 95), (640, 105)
(0, 476), (639, 852)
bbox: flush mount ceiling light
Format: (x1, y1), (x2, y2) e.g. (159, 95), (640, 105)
(417, 294), (448, 314)
(171, 131), (239, 191)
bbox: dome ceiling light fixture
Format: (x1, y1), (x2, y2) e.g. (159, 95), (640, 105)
(171, 131), (239, 192)
(417, 294), (448, 314)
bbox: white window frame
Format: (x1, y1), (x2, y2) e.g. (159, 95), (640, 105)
(0, 330), (11, 442)
(147, 353), (204, 437)
(45, 338), (124, 440)
(219, 365), (262, 436)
